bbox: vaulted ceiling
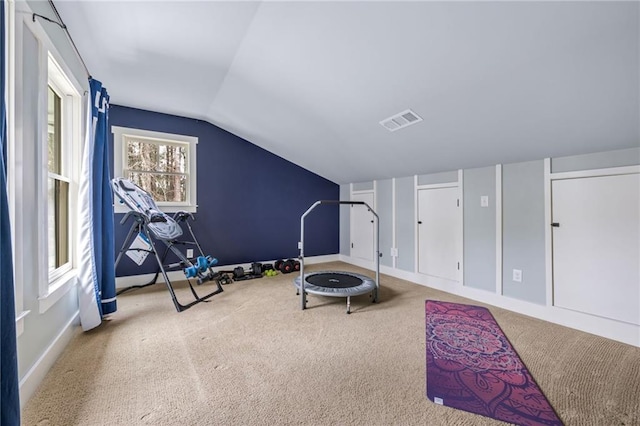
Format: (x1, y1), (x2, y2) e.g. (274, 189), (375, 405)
(55, 1), (639, 184)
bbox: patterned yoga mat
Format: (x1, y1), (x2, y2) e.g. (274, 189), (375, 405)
(425, 300), (563, 426)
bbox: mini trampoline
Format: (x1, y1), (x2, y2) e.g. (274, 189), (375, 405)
(295, 200), (380, 313)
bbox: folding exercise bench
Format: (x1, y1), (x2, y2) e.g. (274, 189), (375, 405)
(112, 177), (223, 312)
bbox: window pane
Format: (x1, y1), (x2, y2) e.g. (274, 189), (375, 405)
(126, 138), (158, 172)
(47, 87), (61, 174)
(125, 138), (186, 174)
(161, 144), (187, 174)
(48, 177), (69, 271)
(129, 172), (187, 203)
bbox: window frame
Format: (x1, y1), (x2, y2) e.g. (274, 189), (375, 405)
(37, 52), (82, 311)
(112, 126), (198, 213)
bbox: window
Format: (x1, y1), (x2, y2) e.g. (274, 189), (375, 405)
(113, 127), (198, 213)
(47, 85), (71, 280)
(38, 53), (82, 311)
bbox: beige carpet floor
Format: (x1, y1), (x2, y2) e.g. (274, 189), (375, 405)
(22, 262), (640, 425)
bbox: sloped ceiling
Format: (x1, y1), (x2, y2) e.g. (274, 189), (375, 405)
(54, 1), (639, 184)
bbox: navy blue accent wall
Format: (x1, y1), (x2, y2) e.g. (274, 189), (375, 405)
(110, 105), (339, 277)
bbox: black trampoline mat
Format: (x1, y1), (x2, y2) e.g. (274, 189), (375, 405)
(307, 273), (363, 289)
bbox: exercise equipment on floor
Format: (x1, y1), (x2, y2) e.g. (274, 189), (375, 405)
(294, 200), (380, 314)
(264, 269), (278, 277)
(217, 262), (270, 282)
(231, 262), (265, 281)
(112, 178), (223, 312)
(274, 258), (300, 274)
(218, 274), (233, 285)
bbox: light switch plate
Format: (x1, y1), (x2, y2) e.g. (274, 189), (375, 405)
(481, 196), (489, 207)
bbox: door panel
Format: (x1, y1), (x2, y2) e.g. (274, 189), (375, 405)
(350, 192), (374, 261)
(418, 187), (460, 281)
(552, 173), (639, 325)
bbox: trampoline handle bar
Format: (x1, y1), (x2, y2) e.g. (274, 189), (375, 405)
(299, 200), (380, 310)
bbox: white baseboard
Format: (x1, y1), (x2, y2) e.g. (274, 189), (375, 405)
(116, 254), (340, 289)
(339, 255), (375, 271)
(116, 269), (183, 289)
(339, 255), (640, 347)
(19, 311), (80, 407)
(302, 254), (340, 265)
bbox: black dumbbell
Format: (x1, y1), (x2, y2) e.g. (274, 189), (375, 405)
(275, 259), (292, 273)
(233, 266), (245, 279)
(283, 260), (295, 274)
(250, 262), (263, 275)
(291, 259), (300, 271)
(285, 259), (300, 272)
(274, 259), (283, 271)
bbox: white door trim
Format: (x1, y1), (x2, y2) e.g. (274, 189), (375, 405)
(550, 165), (639, 180)
(544, 158), (553, 307)
(495, 164), (503, 296)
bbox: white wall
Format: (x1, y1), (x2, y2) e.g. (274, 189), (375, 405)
(340, 148), (640, 347)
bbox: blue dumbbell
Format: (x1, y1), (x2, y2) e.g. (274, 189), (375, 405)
(184, 265), (198, 278)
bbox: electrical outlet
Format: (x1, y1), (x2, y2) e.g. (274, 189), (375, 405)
(480, 196), (489, 207)
(187, 249), (194, 258)
(512, 269), (522, 283)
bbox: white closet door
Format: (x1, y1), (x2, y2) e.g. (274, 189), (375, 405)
(418, 187), (460, 281)
(552, 173), (640, 325)
(350, 192), (374, 261)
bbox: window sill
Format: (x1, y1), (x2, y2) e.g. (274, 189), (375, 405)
(39, 270), (77, 314)
(15, 310), (31, 336)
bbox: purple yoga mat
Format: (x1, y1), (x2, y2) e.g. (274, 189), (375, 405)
(426, 300), (563, 426)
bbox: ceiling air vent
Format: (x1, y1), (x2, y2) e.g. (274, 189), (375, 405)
(380, 109), (422, 132)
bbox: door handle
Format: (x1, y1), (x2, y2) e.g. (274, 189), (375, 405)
(418, 221), (422, 224)
(551, 222), (560, 227)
